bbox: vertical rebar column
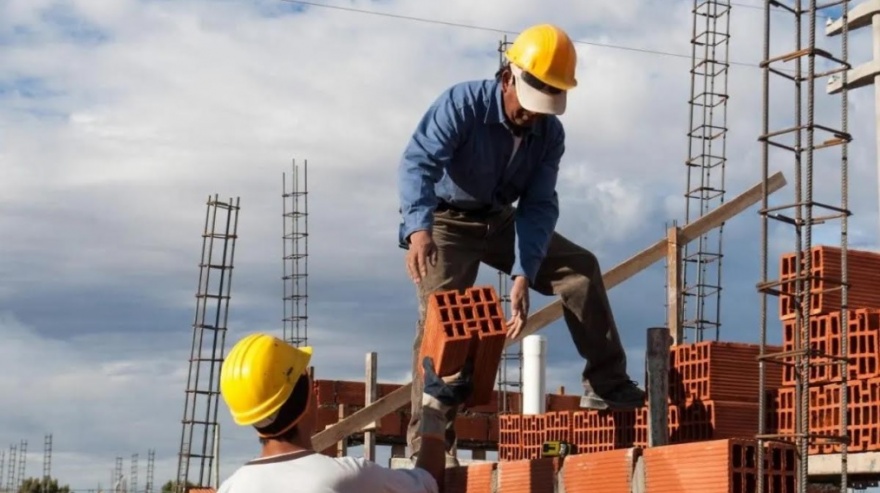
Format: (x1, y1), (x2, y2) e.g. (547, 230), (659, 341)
(283, 159), (309, 347)
(145, 450), (155, 493)
(756, 1), (852, 491)
(6, 446), (16, 493)
(176, 195), (240, 493)
(682, 0), (731, 344)
(495, 271), (520, 413)
(114, 457), (122, 493)
(130, 454), (138, 493)
(42, 434), (51, 488)
(494, 35), (523, 413)
(16, 441), (25, 492)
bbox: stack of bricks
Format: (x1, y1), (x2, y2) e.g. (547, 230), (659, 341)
(772, 245), (880, 454)
(497, 340), (784, 459)
(444, 438), (797, 492)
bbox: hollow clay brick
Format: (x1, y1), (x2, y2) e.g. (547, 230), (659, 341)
(497, 458), (558, 493)
(561, 448), (638, 493)
(418, 286), (507, 406)
(778, 245), (880, 320)
(669, 341), (783, 403)
(444, 463), (495, 493)
(643, 438), (761, 493)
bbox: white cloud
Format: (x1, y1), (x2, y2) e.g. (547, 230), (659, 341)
(2, 0), (879, 489)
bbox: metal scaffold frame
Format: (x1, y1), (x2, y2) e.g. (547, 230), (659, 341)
(756, 1), (852, 491)
(494, 35), (524, 411)
(16, 441), (25, 492)
(114, 457), (122, 493)
(176, 195), (240, 493)
(682, 0), (732, 343)
(283, 159), (309, 347)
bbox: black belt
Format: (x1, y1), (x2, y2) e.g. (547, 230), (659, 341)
(436, 200), (500, 217)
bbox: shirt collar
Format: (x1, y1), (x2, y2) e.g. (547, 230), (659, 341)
(485, 79), (542, 136)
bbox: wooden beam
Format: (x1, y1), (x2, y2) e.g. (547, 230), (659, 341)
(310, 171), (788, 452)
(646, 327), (671, 447)
(363, 352), (377, 461)
(666, 226), (683, 345)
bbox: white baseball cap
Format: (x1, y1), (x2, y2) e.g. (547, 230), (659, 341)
(509, 63), (568, 116)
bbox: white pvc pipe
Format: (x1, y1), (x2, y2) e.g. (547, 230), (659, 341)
(522, 334), (547, 415)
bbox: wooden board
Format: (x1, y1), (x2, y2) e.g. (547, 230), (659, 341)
(310, 171), (788, 452)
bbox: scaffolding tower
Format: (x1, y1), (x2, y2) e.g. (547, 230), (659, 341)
(282, 159), (309, 347)
(756, 1), (852, 492)
(0, 450), (5, 493)
(176, 195), (240, 493)
(145, 450), (155, 493)
(681, 0), (731, 343)
(493, 35), (524, 411)
(130, 454), (138, 493)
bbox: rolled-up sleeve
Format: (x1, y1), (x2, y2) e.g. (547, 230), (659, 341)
(511, 126), (564, 284)
(398, 91), (467, 243)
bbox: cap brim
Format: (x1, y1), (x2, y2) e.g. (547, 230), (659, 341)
(511, 64), (567, 116)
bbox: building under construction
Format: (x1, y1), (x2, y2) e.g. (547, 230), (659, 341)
(167, 1), (880, 492)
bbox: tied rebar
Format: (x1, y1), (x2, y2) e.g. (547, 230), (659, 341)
(283, 159), (309, 347)
(756, 1), (852, 491)
(682, 0), (732, 344)
(176, 195), (240, 493)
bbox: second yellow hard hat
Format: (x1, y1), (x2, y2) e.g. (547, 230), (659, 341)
(220, 333), (313, 427)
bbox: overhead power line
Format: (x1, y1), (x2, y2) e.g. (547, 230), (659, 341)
(278, 0), (777, 68)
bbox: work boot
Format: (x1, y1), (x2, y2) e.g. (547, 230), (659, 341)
(580, 380), (646, 410)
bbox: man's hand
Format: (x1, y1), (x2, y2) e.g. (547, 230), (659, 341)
(506, 276), (530, 340)
(406, 230), (437, 284)
(421, 356), (474, 412)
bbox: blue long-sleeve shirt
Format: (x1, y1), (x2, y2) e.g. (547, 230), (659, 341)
(397, 78), (565, 285)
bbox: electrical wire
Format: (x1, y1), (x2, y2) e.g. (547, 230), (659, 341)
(278, 0), (771, 68)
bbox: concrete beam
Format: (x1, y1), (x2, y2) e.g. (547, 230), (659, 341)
(809, 452), (880, 477)
(827, 59), (880, 94)
(826, 0), (880, 35)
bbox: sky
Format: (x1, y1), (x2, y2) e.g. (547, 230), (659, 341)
(1, 0), (878, 490)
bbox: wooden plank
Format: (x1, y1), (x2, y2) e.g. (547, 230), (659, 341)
(363, 352), (377, 461)
(666, 226), (683, 345)
(310, 171), (788, 452)
(506, 170), (787, 346)
(646, 327), (671, 447)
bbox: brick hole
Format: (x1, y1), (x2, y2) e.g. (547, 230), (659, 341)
(451, 307), (462, 321)
(468, 290), (481, 303)
(732, 443), (744, 468)
(487, 303), (500, 317)
(454, 322), (466, 337)
(462, 306), (474, 319)
(439, 307), (451, 323)
(444, 292), (457, 305)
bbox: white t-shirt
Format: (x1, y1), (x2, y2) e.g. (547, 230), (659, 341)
(217, 450), (439, 493)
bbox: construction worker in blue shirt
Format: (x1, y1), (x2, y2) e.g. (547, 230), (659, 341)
(397, 23), (647, 462)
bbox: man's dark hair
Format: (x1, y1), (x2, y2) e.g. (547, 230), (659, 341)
(495, 61), (511, 81)
(256, 373), (311, 444)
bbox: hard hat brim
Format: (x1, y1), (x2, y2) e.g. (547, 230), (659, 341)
(510, 64), (567, 116)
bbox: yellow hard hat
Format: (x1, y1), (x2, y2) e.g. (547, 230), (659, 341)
(505, 24), (578, 115)
(220, 333), (313, 427)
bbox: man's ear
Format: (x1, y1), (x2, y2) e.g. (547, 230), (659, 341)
(500, 69), (512, 91)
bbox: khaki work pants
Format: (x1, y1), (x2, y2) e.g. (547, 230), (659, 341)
(406, 205), (630, 457)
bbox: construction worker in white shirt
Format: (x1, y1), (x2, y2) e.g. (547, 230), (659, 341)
(217, 333), (475, 493)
